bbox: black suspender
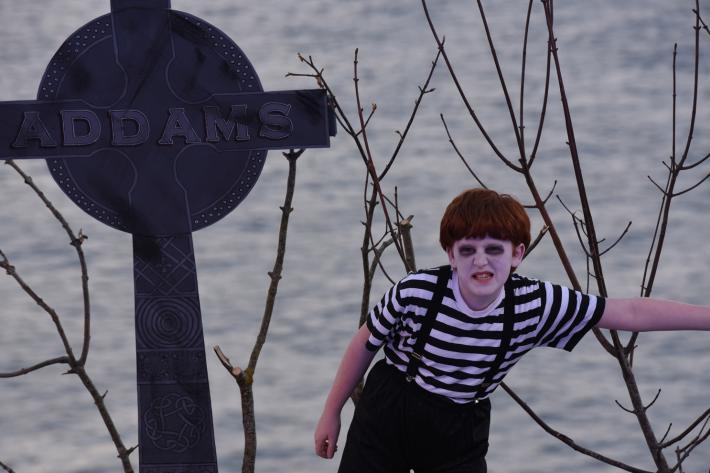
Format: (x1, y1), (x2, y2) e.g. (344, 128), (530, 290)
(405, 265), (451, 382)
(475, 278), (515, 398)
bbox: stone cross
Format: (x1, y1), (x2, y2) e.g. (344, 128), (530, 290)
(0, 1), (334, 471)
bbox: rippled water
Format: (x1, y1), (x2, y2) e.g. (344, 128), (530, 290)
(0, 0), (708, 472)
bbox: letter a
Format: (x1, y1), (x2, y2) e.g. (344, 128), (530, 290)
(12, 111), (57, 148)
(159, 108), (201, 145)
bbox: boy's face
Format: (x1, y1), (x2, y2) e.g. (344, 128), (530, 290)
(447, 236), (525, 310)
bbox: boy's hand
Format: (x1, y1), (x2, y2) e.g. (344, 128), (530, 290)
(314, 411), (341, 459)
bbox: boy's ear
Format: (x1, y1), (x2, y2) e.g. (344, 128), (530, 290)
(512, 243), (526, 267)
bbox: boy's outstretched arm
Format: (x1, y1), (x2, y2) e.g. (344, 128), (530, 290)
(598, 298), (710, 331)
(314, 324), (378, 459)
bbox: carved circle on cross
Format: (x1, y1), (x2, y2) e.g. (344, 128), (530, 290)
(39, 11), (268, 237)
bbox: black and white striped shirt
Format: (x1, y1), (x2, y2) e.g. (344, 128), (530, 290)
(366, 266), (605, 403)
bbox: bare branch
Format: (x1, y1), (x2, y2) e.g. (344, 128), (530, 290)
(642, 1), (704, 300)
(420, 0), (522, 172)
(523, 225), (549, 259)
(4, 160), (92, 365)
(529, 29), (553, 168)
(556, 195), (591, 258)
(643, 388), (662, 412)
(540, 180), (557, 205)
(2, 164), (132, 470)
(541, 1), (607, 297)
(0, 356), (70, 378)
(352, 49), (407, 265)
(518, 0), (534, 147)
(647, 175), (671, 195)
(678, 151), (710, 171)
(213, 345), (245, 380)
(599, 221), (632, 257)
(671, 171), (710, 197)
(440, 114), (488, 188)
(692, 8), (710, 35)
(355, 103), (377, 137)
(379, 47), (442, 181)
(247, 149), (303, 373)
(660, 423), (674, 445)
(641, 171), (672, 298)
(501, 382), (653, 473)
(293, 54), (368, 154)
(474, 0), (526, 163)
(214, 342), (256, 472)
(615, 399), (636, 414)
(660, 408), (710, 449)
(369, 227), (399, 287)
(397, 216), (416, 273)
(0, 249), (77, 363)
(677, 1), (702, 173)
(71, 365), (135, 472)
(213, 149), (303, 473)
(359, 238), (396, 327)
(670, 414), (710, 472)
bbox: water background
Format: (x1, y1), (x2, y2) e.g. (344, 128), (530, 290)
(0, 0), (709, 471)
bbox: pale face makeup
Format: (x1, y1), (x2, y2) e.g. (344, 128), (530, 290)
(447, 236), (525, 310)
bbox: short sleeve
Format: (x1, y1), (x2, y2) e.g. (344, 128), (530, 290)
(365, 281), (406, 352)
(536, 281), (606, 351)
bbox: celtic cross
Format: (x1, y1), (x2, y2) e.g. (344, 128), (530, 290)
(0, 1), (334, 471)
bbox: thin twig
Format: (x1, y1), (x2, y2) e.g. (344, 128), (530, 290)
(398, 216), (416, 273)
(529, 13), (553, 168)
(440, 114), (488, 188)
(360, 185), (380, 325)
(0, 460), (16, 473)
(475, 0), (526, 162)
(214, 149), (303, 473)
(541, 1), (607, 297)
(248, 149), (304, 372)
(671, 171), (710, 197)
(519, 0), (534, 148)
(678, 151), (710, 171)
(352, 49), (407, 265)
(522, 225), (549, 259)
(670, 415), (710, 472)
(501, 382), (653, 473)
(359, 238), (395, 327)
(421, 0), (522, 172)
(0, 356), (70, 378)
(1, 164), (133, 471)
(643, 2), (703, 298)
(0, 249), (77, 363)
(379, 47), (441, 181)
(660, 408), (710, 448)
(4, 160), (92, 365)
(693, 8), (710, 35)
(599, 221), (632, 257)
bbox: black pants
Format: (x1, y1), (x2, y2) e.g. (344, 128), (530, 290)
(338, 360), (490, 473)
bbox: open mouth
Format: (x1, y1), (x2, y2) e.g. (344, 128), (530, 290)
(473, 272), (494, 281)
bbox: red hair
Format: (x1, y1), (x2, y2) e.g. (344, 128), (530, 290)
(439, 188), (530, 251)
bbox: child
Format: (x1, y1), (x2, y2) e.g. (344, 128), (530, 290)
(314, 188), (710, 472)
